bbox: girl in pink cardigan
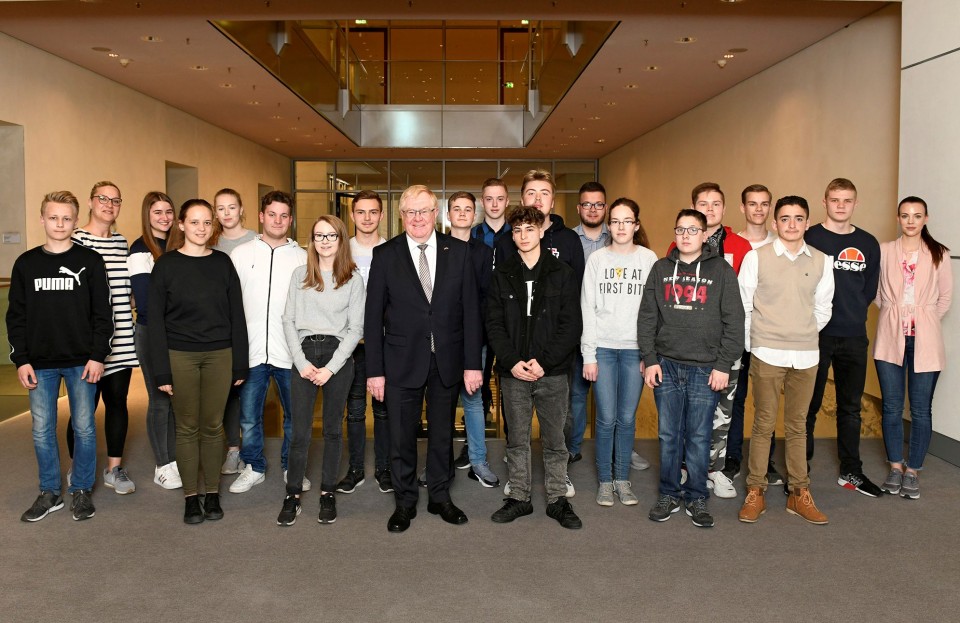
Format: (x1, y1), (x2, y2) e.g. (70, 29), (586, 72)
(874, 196), (952, 499)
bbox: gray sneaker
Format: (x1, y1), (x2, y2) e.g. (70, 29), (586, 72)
(103, 466), (136, 495)
(881, 468), (903, 495)
(564, 474), (576, 498)
(596, 482), (615, 506)
(648, 494), (681, 522)
(468, 462), (500, 488)
(613, 480), (639, 506)
(630, 451), (651, 471)
(221, 449), (243, 475)
(900, 472), (920, 499)
(685, 496), (715, 528)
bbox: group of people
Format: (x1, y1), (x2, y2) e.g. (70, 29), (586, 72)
(10, 172), (951, 531)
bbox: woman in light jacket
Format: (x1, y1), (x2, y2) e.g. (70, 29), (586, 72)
(874, 196), (952, 500)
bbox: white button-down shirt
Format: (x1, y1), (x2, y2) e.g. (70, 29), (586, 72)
(405, 230), (437, 289)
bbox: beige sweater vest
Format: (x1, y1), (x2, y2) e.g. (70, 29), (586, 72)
(752, 244), (827, 351)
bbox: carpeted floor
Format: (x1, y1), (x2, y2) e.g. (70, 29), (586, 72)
(2, 383), (959, 623)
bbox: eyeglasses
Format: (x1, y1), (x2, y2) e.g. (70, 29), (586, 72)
(402, 208), (436, 218)
(93, 194), (122, 207)
(312, 233), (339, 242)
(579, 202), (606, 210)
(674, 226), (704, 236)
(610, 219), (636, 228)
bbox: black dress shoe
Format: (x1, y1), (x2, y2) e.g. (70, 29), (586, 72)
(568, 452), (583, 464)
(427, 500), (468, 525)
(387, 505), (417, 532)
(203, 492), (224, 520)
(184, 495), (204, 525)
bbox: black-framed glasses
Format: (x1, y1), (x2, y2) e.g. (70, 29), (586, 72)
(312, 233), (339, 242)
(579, 202), (606, 210)
(674, 226), (704, 235)
(93, 194), (122, 207)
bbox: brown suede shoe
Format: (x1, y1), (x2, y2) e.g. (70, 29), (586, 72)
(738, 486), (766, 523)
(786, 487), (828, 525)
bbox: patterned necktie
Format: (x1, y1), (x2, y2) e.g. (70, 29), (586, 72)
(417, 243), (435, 352)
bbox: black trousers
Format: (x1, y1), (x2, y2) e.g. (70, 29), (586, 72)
(386, 354), (458, 507)
(806, 334), (869, 474)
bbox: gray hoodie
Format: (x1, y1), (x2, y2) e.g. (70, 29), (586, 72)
(636, 244), (744, 374)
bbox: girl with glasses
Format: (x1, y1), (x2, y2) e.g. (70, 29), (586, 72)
(580, 198), (656, 507)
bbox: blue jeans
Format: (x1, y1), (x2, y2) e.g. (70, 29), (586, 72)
(30, 366), (97, 493)
(239, 363), (293, 473)
(566, 353), (590, 455)
(876, 336), (940, 470)
(593, 348), (642, 482)
(653, 357), (719, 500)
(461, 347), (488, 464)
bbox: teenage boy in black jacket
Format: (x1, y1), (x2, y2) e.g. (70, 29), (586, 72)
(9, 191), (112, 522)
(486, 206), (583, 529)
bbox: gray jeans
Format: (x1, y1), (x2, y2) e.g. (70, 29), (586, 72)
(501, 374), (570, 503)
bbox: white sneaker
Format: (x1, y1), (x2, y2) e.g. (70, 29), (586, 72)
(630, 451), (651, 471)
(565, 474), (576, 498)
(708, 470), (737, 499)
(229, 464), (265, 493)
(503, 481), (511, 495)
(153, 462), (182, 490)
(283, 470), (312, 492)
(221, 448), (243, 475)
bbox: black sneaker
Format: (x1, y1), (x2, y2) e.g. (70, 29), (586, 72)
(375, 468), (394, 493)
(21, 491), (64, 522)
(685, 497), (715, 528)
(335, 469), (365, 494)
(203, 493), (224, 521)
(454, 444), (471, 469)
(277, 495), (302, 526)
(318, 493), (337, 524)
(766, 462), (784, 486)
(491, 498), (534, 523)
(567, 452), (583, 464)
(722, 456), (741, 480)
(648, 494), (681, 522)
(183, 495), (203, 524)
(71, 489), (95, 521)
(838, 472), (883, 497)
(546, 498), (582, 529)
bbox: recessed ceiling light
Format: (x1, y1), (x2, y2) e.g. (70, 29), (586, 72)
(140, 35), (163, 43)
(596, 139), (606, 143)
(578, 127), (587, 131)
(644, 65), (659, 72)
(588, 115), (601, 120)
(107, 52), (120, 58)
(219, 82), (234, 88)
(313, 142), (324, 146)
(92, 46), (111, 53)
(724, 53), (735, 59)
(624, 84), (639, 89)
(289, 126), (299, 131)
(604, 101), (617, 106)
(247, 100), (261, 105)
(271, 114), (283, 119)
(675, 36), (696, 44)
(190, 65), (208, 71)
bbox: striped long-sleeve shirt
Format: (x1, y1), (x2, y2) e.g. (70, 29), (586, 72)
(72, 228), (138, 374)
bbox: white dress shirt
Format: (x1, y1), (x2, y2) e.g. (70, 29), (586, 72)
(738, 238), (834, 370)
(405, 230), (437, 289)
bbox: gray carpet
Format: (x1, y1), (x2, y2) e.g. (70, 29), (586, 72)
(2, 391), (960, 623)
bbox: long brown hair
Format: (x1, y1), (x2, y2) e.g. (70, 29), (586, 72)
(303, 215), (356, 291)
(899, 196), (949, 267)
(140, 191), (175, 260)
(607, 197), (650, 249)
(209, 188), (243, 248)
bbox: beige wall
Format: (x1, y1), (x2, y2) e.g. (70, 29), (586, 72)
(600, 4), (901, 404)
(0, 32), (291, 255)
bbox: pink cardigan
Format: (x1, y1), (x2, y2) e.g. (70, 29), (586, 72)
(874, 237), (953, 372)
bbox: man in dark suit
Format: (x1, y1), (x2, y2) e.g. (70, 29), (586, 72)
(365, 185), (483, 532)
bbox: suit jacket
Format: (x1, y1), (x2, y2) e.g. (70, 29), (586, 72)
(364, 231), (483, 388)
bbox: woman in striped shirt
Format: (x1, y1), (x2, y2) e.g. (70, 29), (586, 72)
(69, 181), (139, 494)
